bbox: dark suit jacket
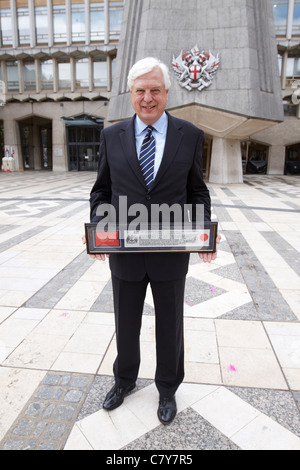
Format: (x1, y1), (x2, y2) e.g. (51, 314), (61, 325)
(90, 112), (211, 282)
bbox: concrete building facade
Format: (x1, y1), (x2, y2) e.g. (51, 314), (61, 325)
(0, 0), (299, 182)
(0, 0), (124, 172)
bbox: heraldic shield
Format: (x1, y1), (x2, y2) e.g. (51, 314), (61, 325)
(172, 45), (220, 91)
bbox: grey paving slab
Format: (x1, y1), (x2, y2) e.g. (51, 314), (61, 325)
(261, 231), (300, 276)
(0, 372), (93, 451)
(25, 251), (92, 309)
(0, 172), (299, 451)
(226, 230), (297, 321)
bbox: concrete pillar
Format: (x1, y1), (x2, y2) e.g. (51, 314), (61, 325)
(10, 0), (18, 48)
(209, 137), (243, 184)
(107, 55), (112, 92)
(52, 118), (68, 171)
(88, 56), (94, 92)
(287, 0), (295, 40)
(18, 60), (24, 94)
(47, 0), (54, 47)
(1, 61), (8, 95)
(53, 58), (58, 92)
(104, 0), (109, 45)
(281, 51), (288, 89)
(85, 0), (90, 45)
(28, 0), (36, 47)
(268, 145), (285, 175)
(35, 58), (41, 93)
(66, 0), (72, 46)
(70, 57), (76, 92)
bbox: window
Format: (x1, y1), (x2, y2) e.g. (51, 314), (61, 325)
(273, 0), (288, 35)
(41, 60), (53, 89)
(287, 57), (300, 78)
(53, 4), (67, 43)
(7, 61), (19, 91)
(293, 1), (300, 35)
(35, 6), (48, 44)
(90, 2), (105, 42)
(24, 61), (36, 90)
(0, 8), (12, 46)
(109, 0), (124, 40)
(76, 58), (89, 88)
(17, 7), (30, 45)
(72, 2), (85, 43)
(58, 61), (71, 89)
(93, 59), (107, 87)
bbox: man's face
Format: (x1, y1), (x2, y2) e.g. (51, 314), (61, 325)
(130, 67), (169, 125)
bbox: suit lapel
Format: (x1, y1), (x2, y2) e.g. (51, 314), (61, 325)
(119, 113), (184, 191)
(119, 116), (148, 189)
(150, 113), (183, 191)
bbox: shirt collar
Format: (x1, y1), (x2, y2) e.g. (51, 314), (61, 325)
(135, 112), (168, 136)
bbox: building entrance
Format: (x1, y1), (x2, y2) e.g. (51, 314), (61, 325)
(285, 143), (300, 175)
(241, 141), (269, 174)
(18, 117), (52, 170)
(65, 115), (104, 171)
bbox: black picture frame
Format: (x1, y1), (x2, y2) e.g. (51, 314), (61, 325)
(85, 222), (218, 254)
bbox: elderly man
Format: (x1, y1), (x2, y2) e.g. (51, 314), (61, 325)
(88, 57), (219, 425)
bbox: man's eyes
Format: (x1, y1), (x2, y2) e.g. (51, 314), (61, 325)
(135, 89), (161, 94)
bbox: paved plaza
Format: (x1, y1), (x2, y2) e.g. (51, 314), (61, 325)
(0, 170), (299, 451)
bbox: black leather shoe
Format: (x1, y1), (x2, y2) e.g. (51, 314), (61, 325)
(103, 384), (136, 411)
(157, 396), (177, 425)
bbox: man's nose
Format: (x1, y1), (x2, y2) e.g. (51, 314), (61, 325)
(143, 90), (153, 102)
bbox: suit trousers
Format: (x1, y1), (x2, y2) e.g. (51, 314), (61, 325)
(111, 273), (186, 398)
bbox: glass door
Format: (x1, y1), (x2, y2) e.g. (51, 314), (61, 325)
(66, 117), (103, 171)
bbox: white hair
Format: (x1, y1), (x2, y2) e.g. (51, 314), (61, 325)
(127, 57), (171, 91)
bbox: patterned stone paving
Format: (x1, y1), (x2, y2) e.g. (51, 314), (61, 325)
(0, 171), (299, 451)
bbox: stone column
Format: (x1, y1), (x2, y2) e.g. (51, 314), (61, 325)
(88, 56), (93, 92)
(107, 55), (112, 92)
(35, 58), (41, 93)
(1, 61), (8, 95)
(66, 0), (72, 46)
(281, 51), (288, 89)
(10, 0), (18, 49)
(287, 0), (295, 40)
(28, 0), (36, 47)
(70, 57), (76, 92)
(52, 118), (68, 171)
(47, 0), (54, 47)
(104, 0), (109, 45)
(268, 145), (285, 175)
(18, 60), (24, 94)
(209, 137), (243, 184)
(52, 58), (58, 92)
(85, 0), (90, 45)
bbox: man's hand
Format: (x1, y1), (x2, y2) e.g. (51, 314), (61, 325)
(198, 234), (221, 263)
(82, 235), (110, 261)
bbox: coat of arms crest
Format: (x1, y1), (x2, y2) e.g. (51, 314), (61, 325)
(172, 46), (220, 91)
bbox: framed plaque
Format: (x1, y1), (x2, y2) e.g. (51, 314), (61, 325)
(85, 222), (218, 254)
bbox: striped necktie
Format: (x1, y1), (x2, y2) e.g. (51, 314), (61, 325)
(139, 126), (156, 189)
